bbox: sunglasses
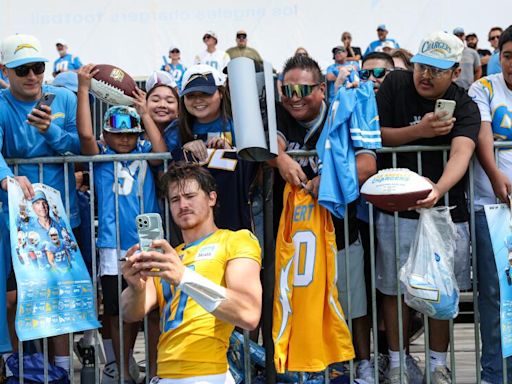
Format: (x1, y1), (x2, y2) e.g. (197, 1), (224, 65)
(281, 83), (319, 98)
(237, 34), (247, 39)
(14, 62), (45, 77)
(170, 49), (180, 53)
(203, 35), (213, 40)
(414, 63), (454, 78)
(489, 35), (501, 41)
(358, 68), (389, 80)
(108, 115), (139, 130)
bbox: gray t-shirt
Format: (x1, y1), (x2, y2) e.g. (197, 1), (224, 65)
(455, 47), (481, 90)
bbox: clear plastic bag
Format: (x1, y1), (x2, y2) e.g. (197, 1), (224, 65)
(399, 207), (460, 320)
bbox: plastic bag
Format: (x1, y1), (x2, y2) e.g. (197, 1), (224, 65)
(6, 352), (70, 384)
(399, 207), (460, 320)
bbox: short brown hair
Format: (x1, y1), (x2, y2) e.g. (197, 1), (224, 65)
(161, 162), (217, 199)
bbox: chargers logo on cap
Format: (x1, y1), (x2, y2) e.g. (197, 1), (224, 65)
(420, 41), (451, 57)
(14, 44), (38, 54)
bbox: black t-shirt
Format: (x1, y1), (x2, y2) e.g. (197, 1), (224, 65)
(477, 48), (492, 76)
(274, 103), (359, 250)
(376, 70), (481, 222)
(347, 46), (362, 60)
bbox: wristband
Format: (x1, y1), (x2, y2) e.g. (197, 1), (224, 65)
(178, 268), (227, 313)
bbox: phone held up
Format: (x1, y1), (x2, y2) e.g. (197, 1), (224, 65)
(434, 99), (456, 121)
(34, 92), (56, 111)
(119, 214), (164, 263)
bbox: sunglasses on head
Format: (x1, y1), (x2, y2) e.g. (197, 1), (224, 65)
(108, 114), (139, 131)
(358, 68), (389, 80)
(14, 62), (45, 77)
(281, 83), (319, 98)
(237, 34), (247, 39)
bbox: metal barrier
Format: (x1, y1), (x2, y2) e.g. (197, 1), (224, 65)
(3, 142), (512, 383)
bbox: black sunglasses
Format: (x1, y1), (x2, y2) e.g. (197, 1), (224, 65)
(203, 35), (212, 40)
(489, 35), (501, 41)
(281, 83), (320, 98)
(237, 34), (247, 39)
(358, 67), (389, 80)
(170, 49), (180, 53)
(14, 62), (45, 77)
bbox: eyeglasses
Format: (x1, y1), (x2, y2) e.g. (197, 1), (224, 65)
(281, 83), (320, 98)
(489, 35), (501, 41)
(414, 63), (454, 78)
(203, 35), (213, 41)
(358, 68), (389, 80)
(14, 62), (45, 77)
(108, 114), (139, 130)
(170, 49), (180, 53)
(236, 34), (247, 39)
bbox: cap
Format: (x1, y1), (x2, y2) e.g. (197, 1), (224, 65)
(145, 70), (177, 93)
(55, 38), (68, 46)
(466, 32), (477, 39)
(180, 64), (226, 96)
(1, 34), (48, 68)
(377, 24), (387, 31)
(103, 106), (143, 134)
(32, 190), (48, 203)
(203, 30), (218, 41)
(332, 45), (346, 54)
(453, 27), (465, 35)
(376, 41), (396, 52)
(168, 45), (180, 53)
(411, 31), (464, 69)
(236, 30), (247, 36)
(53, 71), (78, 93)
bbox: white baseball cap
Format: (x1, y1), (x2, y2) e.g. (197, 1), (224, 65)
(1, 34), (48, 68)
(411, 31), (464, 70)
(55, 38), (68, 46)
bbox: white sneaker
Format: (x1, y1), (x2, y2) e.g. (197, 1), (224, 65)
(101, 356), (140, 384)
(387, 366), (409, 384)
(406, 355), (423, 384)
(431, 366), (452, 384)
(356, 359), (376, 384)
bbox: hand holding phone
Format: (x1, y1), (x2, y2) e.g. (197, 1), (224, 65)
(434, 99), (456, 121)
(35, 93), (56, 111)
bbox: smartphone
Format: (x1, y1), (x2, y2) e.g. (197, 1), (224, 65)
(35, 93), (56, 110)
(434, 99), (456, 121)
(136, 213), (164, 253)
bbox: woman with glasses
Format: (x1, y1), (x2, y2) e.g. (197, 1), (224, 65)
(468, 25), (512, 384)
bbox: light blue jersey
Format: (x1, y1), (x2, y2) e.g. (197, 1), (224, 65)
(94, 141), (160, 250)
(487, 50), (502, 75)
(364, 38), (400, 56)
(53, 54), (83, 75)
(316, 81), (381, 219)
(326, 62), (359, 104)
(161, 63), (187, 89)
(0, 84), (80, 227)
(46, 241), (71, 272)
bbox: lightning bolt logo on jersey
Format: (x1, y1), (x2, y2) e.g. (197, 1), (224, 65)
(154, 229), (261, 379)
(273, 184), (355, 373)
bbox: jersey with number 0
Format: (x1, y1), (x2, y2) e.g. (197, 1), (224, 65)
(193, 50), (230, 71)
(94, 141), (160, 250)
(154, 229), (261, 378)
(273, 184), (355, 373)
(53, 54), (83, 74)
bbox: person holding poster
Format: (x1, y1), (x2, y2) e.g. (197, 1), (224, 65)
(468, 25), (512, 384)
(0, 33), (81, 375)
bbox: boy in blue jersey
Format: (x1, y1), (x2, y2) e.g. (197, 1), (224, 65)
(53, 39), (83, 77)
(0, 33), (81, 375)
(162, 46), (187, 90)
(77, 63), (167, 383)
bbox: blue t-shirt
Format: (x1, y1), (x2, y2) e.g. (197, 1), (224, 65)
(161, 63), (187, 90)
(94, 141), (160, 250)
(0, 84), (81, 227)
(487, 50), (502, 75)
(326, 62), (359, 104)
(364, 38), (400, 56)
(53, 54), (83, 75)
(163, 117), (235, 157)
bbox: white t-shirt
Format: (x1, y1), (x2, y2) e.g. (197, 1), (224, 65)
(194, 49), (230, 71)
(468, 73), (512, 210)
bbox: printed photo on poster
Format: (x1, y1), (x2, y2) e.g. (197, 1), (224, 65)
(7, 178), (100, 341)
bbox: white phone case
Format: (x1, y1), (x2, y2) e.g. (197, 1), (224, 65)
(136, 213), (163, 252)
(434, 99), (456, 121)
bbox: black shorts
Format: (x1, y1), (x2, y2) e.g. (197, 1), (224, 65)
(101, 275), (128, 316)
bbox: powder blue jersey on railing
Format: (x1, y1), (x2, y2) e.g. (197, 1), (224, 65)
(94, 141), (160, 250)
(0, 85), (81, 227)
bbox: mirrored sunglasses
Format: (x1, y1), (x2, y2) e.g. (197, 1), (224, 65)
(358, 67), (389, 80)
(281, 83), (320, 98)
(108, 114), (139, 131)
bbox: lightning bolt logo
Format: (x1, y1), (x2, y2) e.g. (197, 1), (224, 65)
(14, 44), (38, 54)
(275, 258), (293, 342)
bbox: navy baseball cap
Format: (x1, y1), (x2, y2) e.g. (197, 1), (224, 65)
(377, 24), (387, 31)
(180, 64), (226, 96)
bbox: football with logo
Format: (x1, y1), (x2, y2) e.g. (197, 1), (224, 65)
(361, 168), (433, 212)
(90, 64), (136, 106)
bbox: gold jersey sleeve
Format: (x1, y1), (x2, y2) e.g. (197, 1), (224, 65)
(154, 229), (261, 378)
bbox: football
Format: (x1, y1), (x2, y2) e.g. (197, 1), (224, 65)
(90, 64), (136, 106)
(360, 168), (433, 212)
